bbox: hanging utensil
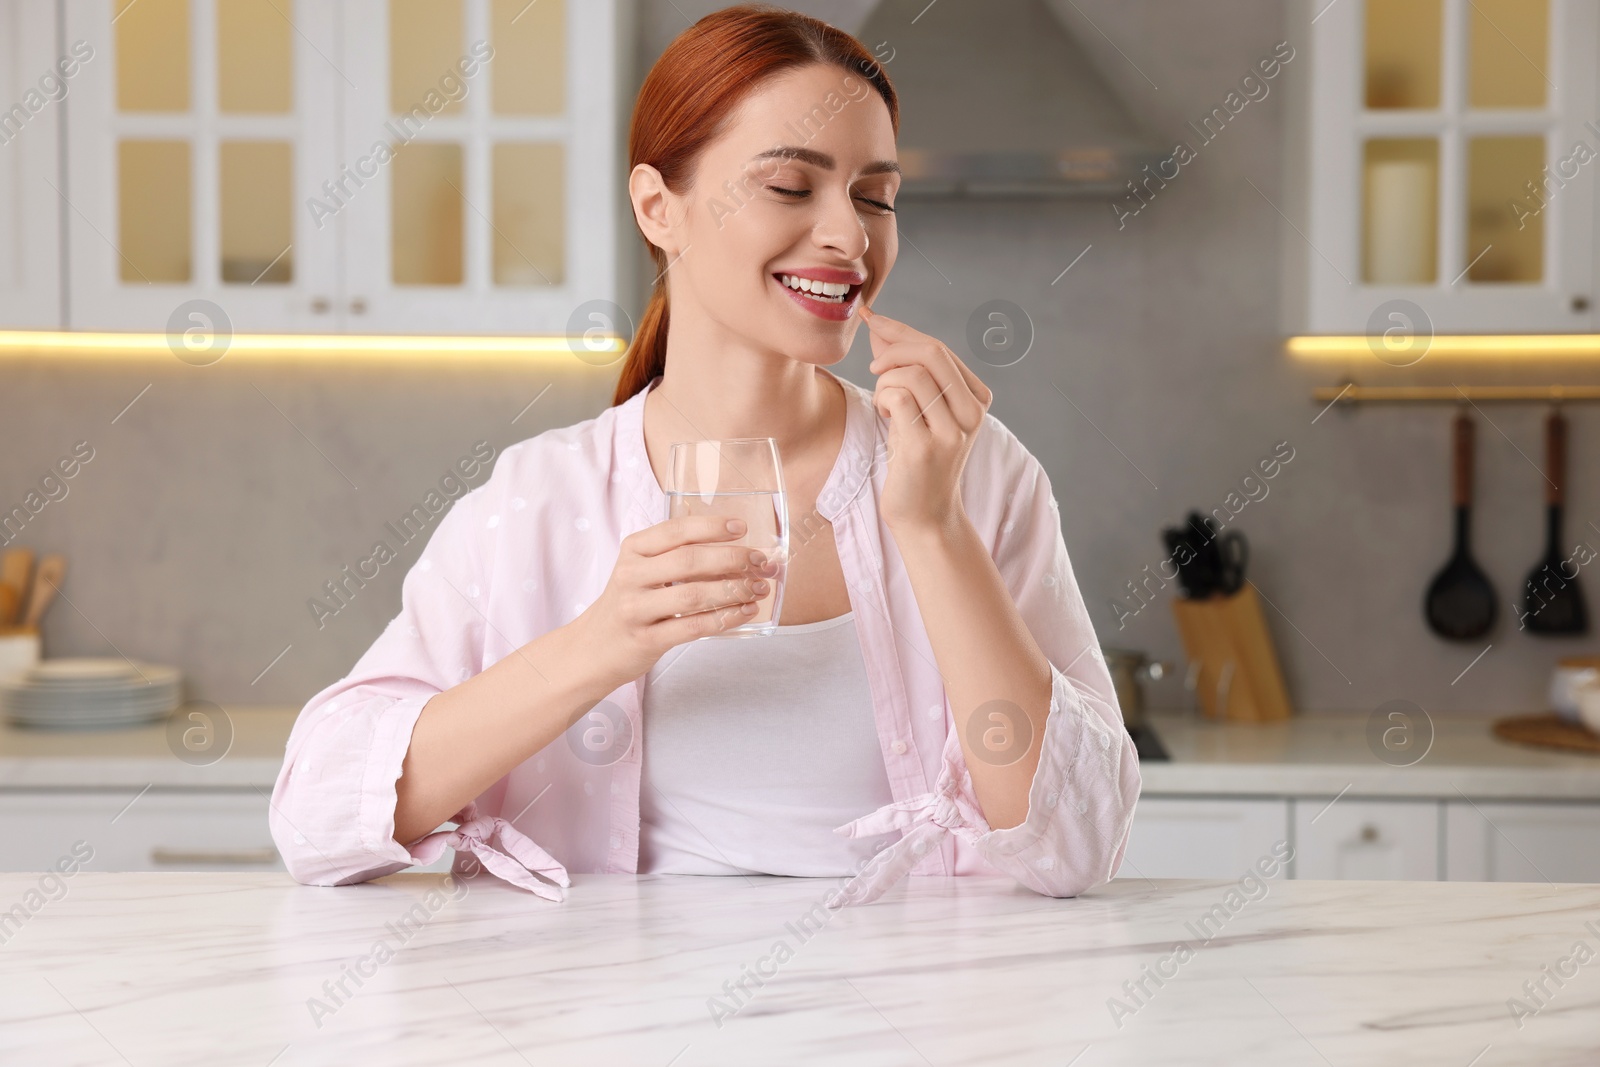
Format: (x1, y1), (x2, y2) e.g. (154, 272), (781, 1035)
(1425, 411), (1497, 640)
(1522, 409), (1588, 636)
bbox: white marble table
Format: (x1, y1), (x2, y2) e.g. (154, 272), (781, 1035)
(4, 871), (1597, 1065)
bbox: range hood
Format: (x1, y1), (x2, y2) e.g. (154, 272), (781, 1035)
(853, 0), (1167, 198)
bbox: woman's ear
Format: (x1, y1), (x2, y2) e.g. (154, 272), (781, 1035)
(629, 163), (681, 256)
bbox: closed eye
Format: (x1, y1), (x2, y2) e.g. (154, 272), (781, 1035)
(766, 186), (895, 215)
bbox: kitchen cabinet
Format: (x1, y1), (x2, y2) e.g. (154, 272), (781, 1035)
(49, 0), (628, 335)
(0, 0), (64, 328)
(0, 790), (454, 873)
(1444, 799), (1600, 882)
(1126, 788), (1600, 884)
(1286, 0), (1600, 333)
(1291, 797), (1440, 880)
(1119, 797), (1291, 880)
(0, 791), (285, 872)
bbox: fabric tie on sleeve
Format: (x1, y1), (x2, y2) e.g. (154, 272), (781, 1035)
(404, 801), (572, 903)
(827, 773), (989, 908)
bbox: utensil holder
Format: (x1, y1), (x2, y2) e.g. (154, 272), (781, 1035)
(0, 625), (41, 682)
(1170, 584), (1293, 722)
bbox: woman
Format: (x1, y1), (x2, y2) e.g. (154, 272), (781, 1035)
(269, 4), (1140, 908)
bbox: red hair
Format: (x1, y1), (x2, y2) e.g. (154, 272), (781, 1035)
(610, 4), (898, 407)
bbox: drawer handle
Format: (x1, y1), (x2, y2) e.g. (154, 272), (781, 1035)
(1359, 824), (1379, 843)
(150, 847), (280, 866)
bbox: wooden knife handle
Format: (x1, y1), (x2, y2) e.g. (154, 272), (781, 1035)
(1546, 409), (1566, 506)
(1453, 412), (1473, 507)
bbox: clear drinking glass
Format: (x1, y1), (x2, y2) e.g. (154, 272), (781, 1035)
(664, 438), (788, 638)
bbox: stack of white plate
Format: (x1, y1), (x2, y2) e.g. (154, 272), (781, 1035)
(0, 658), (183, 730)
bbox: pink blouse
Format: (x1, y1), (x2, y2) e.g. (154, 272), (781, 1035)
(268, 367), (1142, 907)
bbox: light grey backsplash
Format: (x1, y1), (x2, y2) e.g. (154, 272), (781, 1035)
(5, 0), (1594, 716)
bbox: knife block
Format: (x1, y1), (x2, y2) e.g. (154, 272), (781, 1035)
(1170, 584), (1293, 722)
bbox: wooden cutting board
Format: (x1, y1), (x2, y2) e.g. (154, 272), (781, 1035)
(1492, 713), (1600, 756)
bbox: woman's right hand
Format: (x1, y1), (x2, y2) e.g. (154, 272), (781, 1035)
(575, 515), (779, 685)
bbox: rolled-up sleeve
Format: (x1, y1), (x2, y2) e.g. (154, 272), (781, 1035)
(831, 434), (1141, 908)
(267, 478), (570, 900)
(971, 445), (1142, 896)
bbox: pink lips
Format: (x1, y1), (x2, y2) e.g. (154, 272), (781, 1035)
(772, 270), (864, 322)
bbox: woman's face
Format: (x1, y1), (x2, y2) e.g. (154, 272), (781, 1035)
(639, 61), (900, 367)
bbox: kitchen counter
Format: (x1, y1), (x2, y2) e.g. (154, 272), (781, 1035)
(4, 871), (1597, 1064)
(1141, 710), (1600, 800)
(4, 705), (1598, 801)
(0, 705), (296, 788)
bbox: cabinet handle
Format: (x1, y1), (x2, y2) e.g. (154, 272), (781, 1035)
(350, 297), (367, 314)
(1359, 824), (1379, 843)
(150, 847), (280, 866)
(311, 297), (331, 313)
(1573, 295), (1590, 313)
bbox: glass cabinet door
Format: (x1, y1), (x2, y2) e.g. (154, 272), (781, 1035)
(1306, 0), (1597, 333)
(63, 0), (342, 332)
(340, 0), (621, 335)
(0, 0), (63, 329)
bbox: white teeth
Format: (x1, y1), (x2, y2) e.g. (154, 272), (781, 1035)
(779, 274), (852, 301)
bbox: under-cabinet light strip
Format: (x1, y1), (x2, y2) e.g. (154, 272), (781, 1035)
(1288, 335), (1600, 361)
(1312, 385), (1600, 403)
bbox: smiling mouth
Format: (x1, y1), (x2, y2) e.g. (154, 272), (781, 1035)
(771, 274), (864, 307)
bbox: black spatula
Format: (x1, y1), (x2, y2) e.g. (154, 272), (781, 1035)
(1521, 409), (1588, 635)
(1425, 412), (1497, 640)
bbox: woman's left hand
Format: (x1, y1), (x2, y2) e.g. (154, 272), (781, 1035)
(861, 302), (994, 535)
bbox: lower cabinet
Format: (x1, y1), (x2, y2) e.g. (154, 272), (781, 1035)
(1124, 796), (1600, 883)
(0, 791), (453, 874)
(0, 791), (284, 873)
(1444, 801), (1600, 883)
(1292, 798), (1440, 880)
(1119, 797), (1290, 880)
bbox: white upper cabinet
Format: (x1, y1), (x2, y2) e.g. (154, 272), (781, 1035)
(0, 0), (65, 328)
(340, 0), (623, 334)
(1289, 0), (1599, 334)
(54, 0), (624, 335)
(65, 0), (342, 333)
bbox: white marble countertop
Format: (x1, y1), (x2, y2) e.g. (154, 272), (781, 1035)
(4, 871), (1597, 1064)
(1141, 710), (1600, 800)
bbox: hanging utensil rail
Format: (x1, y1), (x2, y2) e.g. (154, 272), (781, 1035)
(1313, 385), (1600, 404)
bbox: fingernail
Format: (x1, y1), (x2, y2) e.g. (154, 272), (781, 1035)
(751, 579), (769, 594)
(727, 519), (746, 534)
(748, 549), (766, 566)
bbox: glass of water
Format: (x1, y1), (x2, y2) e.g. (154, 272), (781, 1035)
(665, 438), (788, 638)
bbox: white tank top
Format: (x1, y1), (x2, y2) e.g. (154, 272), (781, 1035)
(637, 610), (899, 876)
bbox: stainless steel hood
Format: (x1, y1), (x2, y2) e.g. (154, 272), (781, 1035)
(854, 0), (1167, 197)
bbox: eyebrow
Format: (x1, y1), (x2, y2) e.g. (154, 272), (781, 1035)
(751, 145), (902, 177)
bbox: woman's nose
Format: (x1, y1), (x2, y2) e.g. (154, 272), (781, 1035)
(812, 188), (870, 259)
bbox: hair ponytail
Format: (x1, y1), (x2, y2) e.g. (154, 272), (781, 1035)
(612, 280), (669, 406)
(608, 3), (897, 408)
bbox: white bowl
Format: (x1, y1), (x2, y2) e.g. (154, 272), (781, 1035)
(1550, 661), (1600, 723)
